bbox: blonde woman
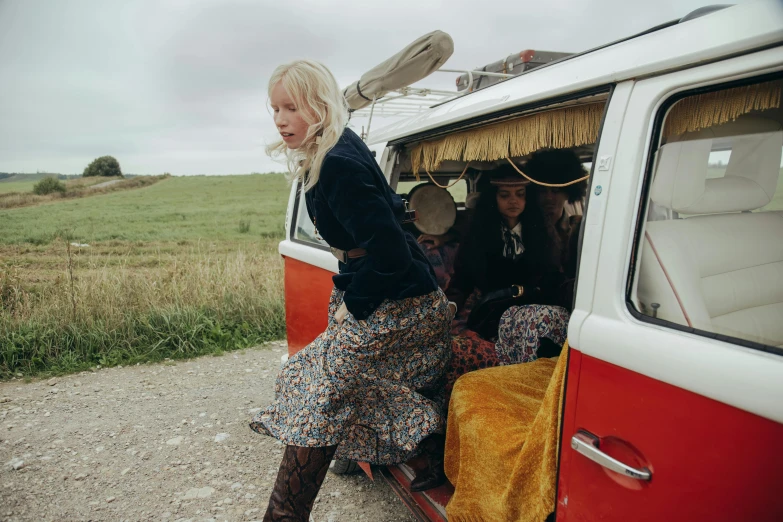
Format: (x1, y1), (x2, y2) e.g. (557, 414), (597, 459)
(250, 60), (452, 521)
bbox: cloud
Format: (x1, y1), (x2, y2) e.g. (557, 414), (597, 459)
(0, 0), (745, 175)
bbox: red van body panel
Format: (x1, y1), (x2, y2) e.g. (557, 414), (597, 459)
(557, 352), (783, 522)
(283, 255), (334, 356)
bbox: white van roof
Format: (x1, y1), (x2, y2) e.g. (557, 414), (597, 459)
(369, 1), (783, 146)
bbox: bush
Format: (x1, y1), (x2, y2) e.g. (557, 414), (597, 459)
(32, 177), (66, 195)
(83, 156), (123, 177)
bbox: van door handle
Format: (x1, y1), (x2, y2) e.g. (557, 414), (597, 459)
(571, 431), (652, 481)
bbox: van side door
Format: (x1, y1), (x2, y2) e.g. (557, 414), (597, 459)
(558, 50), (783, 521)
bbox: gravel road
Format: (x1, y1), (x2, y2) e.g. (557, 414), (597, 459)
(0, 342), (415, 522)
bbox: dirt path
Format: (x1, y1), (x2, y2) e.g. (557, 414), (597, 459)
(0, 342), (415, 522)
(88, 179), (123, 189)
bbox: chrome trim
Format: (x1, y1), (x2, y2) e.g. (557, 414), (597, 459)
(570, 431), (652, 481)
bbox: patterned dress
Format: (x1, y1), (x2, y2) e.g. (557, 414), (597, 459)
(443, 290), (570, 402)
(422, 242), (460, 291)
(250, 287), (452, 465)
(495, 304), (569, 363)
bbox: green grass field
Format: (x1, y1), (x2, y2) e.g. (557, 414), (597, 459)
(0, 173), (77, 193)
(0, 174), (290, 379)
(0, 174), (289, 244)
(0, 180), (37, 194)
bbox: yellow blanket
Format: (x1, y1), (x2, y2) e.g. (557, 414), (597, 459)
(444, 346), (569, 522)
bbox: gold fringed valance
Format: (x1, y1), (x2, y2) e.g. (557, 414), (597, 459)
(410, 102), (605, 175)
(663, 80), (782, 139)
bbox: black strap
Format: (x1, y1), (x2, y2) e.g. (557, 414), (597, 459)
(354, 81), (372, 102)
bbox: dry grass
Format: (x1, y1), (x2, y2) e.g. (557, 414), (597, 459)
(0, 239), (285, 377)
(0, 239), (283, 324)
(0, 175), (168, 210)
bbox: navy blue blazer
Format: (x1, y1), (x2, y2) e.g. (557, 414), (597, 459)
(305, 128), (438, 320)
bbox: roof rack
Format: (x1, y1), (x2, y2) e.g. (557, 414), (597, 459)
(351, 69), (519, 141)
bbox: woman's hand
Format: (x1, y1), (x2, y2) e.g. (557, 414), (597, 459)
(335, 302), (349, 325)
(417, 233), (447, 250)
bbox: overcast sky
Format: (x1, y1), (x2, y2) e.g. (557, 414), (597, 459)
(0, 0), (753, 175)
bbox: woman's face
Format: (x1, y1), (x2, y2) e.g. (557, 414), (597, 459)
(270, 81), (310, 149)
(496, 185), (527, 224)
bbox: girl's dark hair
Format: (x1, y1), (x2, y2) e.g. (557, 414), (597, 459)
(468, 180), (561, 269)
(523, 149), (588, 203)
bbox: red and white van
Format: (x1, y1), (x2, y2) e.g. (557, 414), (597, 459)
(279, 2), (783, 520)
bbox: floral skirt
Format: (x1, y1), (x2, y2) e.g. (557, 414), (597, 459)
(250, 287), (452, 465)
(495, 304), (569, 363)
(444, 292), (570, 401)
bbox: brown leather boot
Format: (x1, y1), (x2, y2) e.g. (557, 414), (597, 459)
(263, 444), (338, 522)
(410, 434), (447, 492)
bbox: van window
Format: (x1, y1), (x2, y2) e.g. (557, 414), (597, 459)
(293, 186), (328, 248)
(630, 77), (783, 350)
(708, 150), (730, 175)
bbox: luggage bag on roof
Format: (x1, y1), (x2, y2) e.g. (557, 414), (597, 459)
(456, 50), (572, 92)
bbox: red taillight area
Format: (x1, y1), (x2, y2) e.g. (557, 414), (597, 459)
(520, 49), (535, 63)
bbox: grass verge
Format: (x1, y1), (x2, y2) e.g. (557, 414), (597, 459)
(1, 306), (285, 378)
(0, 240), (285, 379)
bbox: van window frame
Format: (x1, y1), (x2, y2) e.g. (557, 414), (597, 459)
(549, 84), (616, 522)
(625, 70), (783, 358)
(568, 86), (616, 311)
(290, 181), (331, 252)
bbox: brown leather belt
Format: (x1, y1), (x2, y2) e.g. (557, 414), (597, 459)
(330, 247), (368, 263)
(328, 207), (417, 264)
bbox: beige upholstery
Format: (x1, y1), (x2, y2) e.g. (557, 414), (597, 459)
(637, 118), (783, 347)
(651, 130), (781, 214)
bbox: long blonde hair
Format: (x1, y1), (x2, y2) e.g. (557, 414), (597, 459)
(266, 60), (348, 191)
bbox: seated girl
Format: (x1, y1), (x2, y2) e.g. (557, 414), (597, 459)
(494, 148), (587, 363)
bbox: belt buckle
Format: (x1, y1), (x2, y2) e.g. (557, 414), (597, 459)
(330, 247), (348, 263)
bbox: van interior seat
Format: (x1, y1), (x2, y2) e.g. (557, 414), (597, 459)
(637, 119), (783, 347)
